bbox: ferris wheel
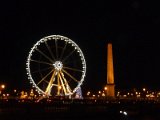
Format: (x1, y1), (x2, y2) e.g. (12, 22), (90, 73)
(26, 35), (86, 97)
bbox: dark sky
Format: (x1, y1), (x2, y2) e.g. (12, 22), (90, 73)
(0, 1), (160, 93)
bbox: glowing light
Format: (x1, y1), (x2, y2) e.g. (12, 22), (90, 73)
(136, 95), (140, 97)
(123, 111), (127, 116)
(143, 88), (146, 92)
(104, 87), (107, 90)
(14, 89), (17, 93)
(53, 61), (63, 71)
(102, 93), (105, 96)
(120, 110), (127, 116)
(123, 95), (127, 97)
(1, 84), (5, 89)
(87, 91), (90, 95)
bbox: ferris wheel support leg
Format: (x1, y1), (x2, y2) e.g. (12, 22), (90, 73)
(58, 73), (67, 95)
(60, 71), (72, 95)
(36, 95), (48, 102)
(57, 72), (61, 96)
(45, 71), (56, 96)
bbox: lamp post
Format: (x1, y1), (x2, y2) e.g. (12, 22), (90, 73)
(104, 87), (107, 98)
(142, 88), (147, 99)
(0, 84), (5, 99)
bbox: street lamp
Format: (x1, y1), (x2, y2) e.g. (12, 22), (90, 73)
(104, 87), (108, 98)
(143, 88), (146, 92)
(0, 84), (6, 99)
(1, 84), (5, 89)
(104, 87), (107, 91)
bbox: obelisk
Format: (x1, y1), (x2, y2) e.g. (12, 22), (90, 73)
(106, 43), (115, 98)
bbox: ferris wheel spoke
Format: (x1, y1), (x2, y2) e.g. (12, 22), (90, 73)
(62, 69), (79, 82)
(30, 59), (53, 66)
(60, 41), (67, 60)
(32, 66), (53, 74)
(63, 66), (83, 72)
(35, 48), (54, 63)
(45, 41), (56, 61)
(62, 49), (76, 62)
(44, 80), (49, 84)
(55, 39), (59, 59)
(57, 73), (61, 95)
(37, 69), (54, 86)
(45, 70), (56, 95)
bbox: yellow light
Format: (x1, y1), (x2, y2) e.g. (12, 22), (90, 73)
(87, 91), (90, 95)
(58, 86), (62, 89)
(123, 95), (127, 97)
(104, 87), (107, 90)
(146, 94), (149, 97)
(143, 88), (146, 92)
(102, 93), (105, 96)
(1, 84), (5, 89)
(136, 95), (140, 97)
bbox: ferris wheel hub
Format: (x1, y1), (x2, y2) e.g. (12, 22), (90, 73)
(53, 61), (63, 71)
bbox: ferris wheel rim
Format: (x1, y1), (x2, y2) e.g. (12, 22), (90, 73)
(26, 35), (86, 96)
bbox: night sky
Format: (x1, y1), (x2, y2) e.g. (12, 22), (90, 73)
(0, 1), (160, 93)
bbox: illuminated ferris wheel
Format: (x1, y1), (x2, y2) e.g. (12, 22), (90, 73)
(26, 35), (86, 97)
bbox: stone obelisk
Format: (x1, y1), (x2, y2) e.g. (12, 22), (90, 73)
(106, 43), (115, 98)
